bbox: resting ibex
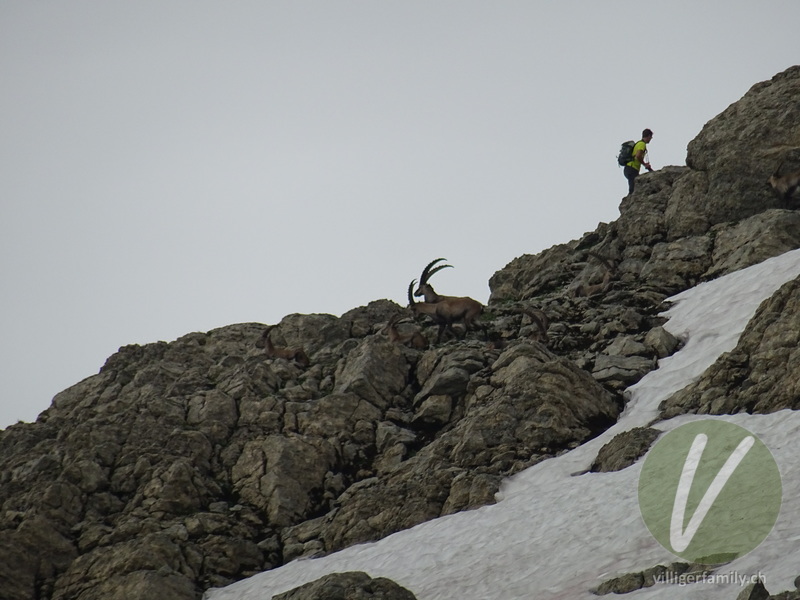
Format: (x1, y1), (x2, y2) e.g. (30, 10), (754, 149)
(256, 326), (310, 367)
(573, 251), (615, 298)
(382, 313), (428, 349)
(407, 279), (484, 343)
(484, 306), (549, 350)
(768, 161), (800, 201)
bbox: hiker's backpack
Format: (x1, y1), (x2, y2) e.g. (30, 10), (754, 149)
(617, 140), (636, 167)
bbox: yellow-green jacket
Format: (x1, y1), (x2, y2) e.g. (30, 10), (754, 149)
(626, 140), (648, 171)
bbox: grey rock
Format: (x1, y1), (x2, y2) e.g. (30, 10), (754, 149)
(593, 563), (704, 596)
(592, 354), (655, 385)
(334, 336), (409, 411)
(705, 209), (800, 280)
(682, 66), (800, 228)
(412, 395), (453, 426)
(590, 427), (661, 473)
(736, 580), (770, 600)
(604, 335), (649, 357)
(375, 422), (417, 453)
(640, 236), (713, 292)
(644, 326), (679, 358)
(273, 571), (417, 600)
(616, 166), (687, 246)
(232, 435), (336, 527)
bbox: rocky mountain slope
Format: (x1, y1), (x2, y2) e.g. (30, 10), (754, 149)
(202, 249), (800, 600)
(1, 65), (799, 600)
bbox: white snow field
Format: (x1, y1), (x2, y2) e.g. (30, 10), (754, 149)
(205, 248), (800, 600)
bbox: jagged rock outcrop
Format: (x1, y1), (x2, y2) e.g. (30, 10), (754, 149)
(308, 342), (618, 554)
(491, 67), (800, 302)
(678, 66), (800, 232)
(737, 581), (771, 600)
(764, 585), (800, 600)
(594, 564), (800, 599)
(0, 304), (618, 599)
(589, 427), (661, 473)
(661, 274), (800, 417)
(273, 571), (417, 600)
(2, 66), (800, 600)
(592, 562), (710, 596)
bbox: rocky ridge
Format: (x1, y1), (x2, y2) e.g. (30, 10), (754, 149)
(1, 66), (800, 600)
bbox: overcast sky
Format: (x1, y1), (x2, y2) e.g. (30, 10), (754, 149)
(2, 1), (798, 428)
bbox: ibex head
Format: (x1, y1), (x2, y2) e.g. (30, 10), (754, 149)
(768, 160), (800, 200)
(414, 258), (453, 300)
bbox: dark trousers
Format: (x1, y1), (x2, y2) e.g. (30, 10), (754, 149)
(624, 166), (639, 195)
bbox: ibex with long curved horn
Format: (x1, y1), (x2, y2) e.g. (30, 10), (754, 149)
(407, 279), (483, 343)
(382, 313), (429, 349)
(413, 258), (456, 303)
(769, 161), (800, 201)
(256, 326), (310, 368)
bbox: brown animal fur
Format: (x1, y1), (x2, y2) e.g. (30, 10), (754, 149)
(524, 308), (550, 344)
(573, 251), (615, 298)
(769, 162), (800, 201)
(407, 280), (484, 343)
(382, 313), (428, 349)
(256, 326), (310, 367)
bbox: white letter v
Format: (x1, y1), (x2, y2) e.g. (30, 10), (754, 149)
(670, 433), (754, 553)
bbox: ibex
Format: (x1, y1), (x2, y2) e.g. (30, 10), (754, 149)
(382, 313), (428, 349)
(524, 308), (550, 344)
(484, 306), (549, 350)
(256, 326), (310, 368)
(407, 279), (484, 343)
(768, 161), (800, 201)
(573, 251), (615, 298)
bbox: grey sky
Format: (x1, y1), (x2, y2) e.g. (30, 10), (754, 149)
(2, 1), (798, 428)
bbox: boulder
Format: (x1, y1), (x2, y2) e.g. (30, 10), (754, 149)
(590, 427), (661, 473)
(704, 209), (800, 280)
(736, 580), (770, 600)
(273, 571), (417, 600)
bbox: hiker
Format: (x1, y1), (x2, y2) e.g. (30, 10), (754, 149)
(623, 129), (654, 194)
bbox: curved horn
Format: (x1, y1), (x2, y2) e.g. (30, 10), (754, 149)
(408, 280), (418, 306)
(420, 258), (449, 285)
(426, 263), (453, 281)
(586, 251), (615, 273)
